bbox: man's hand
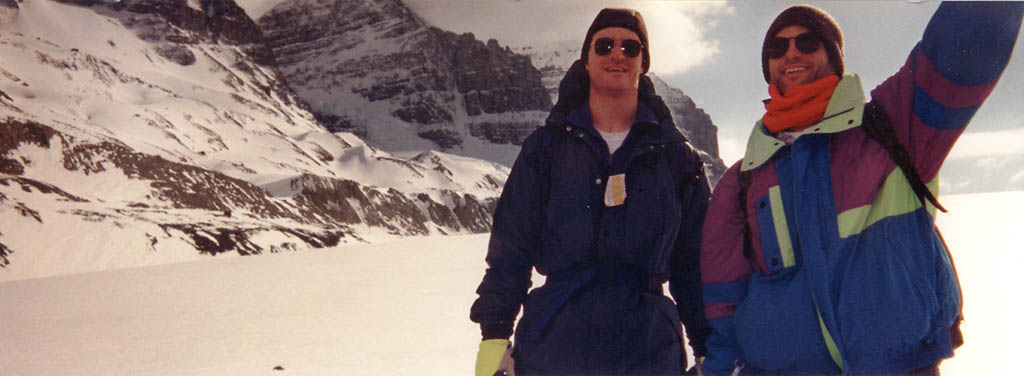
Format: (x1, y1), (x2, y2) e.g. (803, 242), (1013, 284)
(475, 339), (514, 376)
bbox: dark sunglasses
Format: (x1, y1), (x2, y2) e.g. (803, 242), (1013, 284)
(593, 37), (644, 58)
(765, 32), (823, 59)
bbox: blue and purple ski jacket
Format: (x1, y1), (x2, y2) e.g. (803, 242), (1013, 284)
(700, 3), (1022, 374)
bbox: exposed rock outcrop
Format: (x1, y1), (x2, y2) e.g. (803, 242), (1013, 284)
(1, 119), (500, 267)
(259, 0), (551, 155)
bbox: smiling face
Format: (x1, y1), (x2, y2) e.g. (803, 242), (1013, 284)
(585, 27), (643, 95)
(767, 25), (836, 95)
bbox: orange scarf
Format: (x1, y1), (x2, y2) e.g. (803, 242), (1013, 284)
(762, 75), (840, 133)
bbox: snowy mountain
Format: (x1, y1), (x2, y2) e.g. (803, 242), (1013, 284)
(650, 75), (725, 181)
(513, 41), (578, 102)
(254, 0), (725, 179)
(257, 0), (552, 166)
(0, 0), (508, 279)
(0, 0), (730, 279)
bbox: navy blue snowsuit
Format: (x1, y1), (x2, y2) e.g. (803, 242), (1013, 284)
(470, 60), (711, 375)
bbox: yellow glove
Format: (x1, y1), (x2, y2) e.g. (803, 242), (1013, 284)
(475, 339), (514, 376)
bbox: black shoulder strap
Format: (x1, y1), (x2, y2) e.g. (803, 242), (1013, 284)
(738, 168), (755, 260)
(861, 100), (947, 213)
(863, 100), (964, 346)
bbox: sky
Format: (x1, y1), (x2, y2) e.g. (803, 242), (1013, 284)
(395, 0), (1024, 166)
(1, 191), (1022, 375)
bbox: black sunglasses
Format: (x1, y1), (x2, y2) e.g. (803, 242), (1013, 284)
(765, 32), (823, 59)
(593, 37), (644, 58)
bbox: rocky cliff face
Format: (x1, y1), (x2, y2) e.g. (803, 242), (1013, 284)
(649, 75), (725, 182)
(56, 0), (274, 62)
(1, 118), (498, 263)
(0, 0), (507, 280)
(258, 0), (550, 165)
(0, 0), (19, 24)
(1, 0), (728, 281)
(257, 0), (722, 178)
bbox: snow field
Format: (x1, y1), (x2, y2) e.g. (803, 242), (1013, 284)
(0, 192), (1021, 375)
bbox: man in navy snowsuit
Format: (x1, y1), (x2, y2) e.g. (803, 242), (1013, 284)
(471, 8), (711, 376)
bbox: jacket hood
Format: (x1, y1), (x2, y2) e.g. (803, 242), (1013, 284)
(545, 59), (685, 145)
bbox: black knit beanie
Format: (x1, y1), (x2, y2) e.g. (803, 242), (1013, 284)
(761, 5), (844, 83)
(581, 8), (650, 74)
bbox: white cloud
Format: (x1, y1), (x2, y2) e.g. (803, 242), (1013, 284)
(948, 128), (1024, 159)
(639, 1), (731, 75)
(1011, 170), (1024, 186)
(716, 134), (746, 167)
(404, 0), (732, 76)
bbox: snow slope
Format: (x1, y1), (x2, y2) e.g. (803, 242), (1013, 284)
(0, 0), (507, 197)
(0, 0), (512, 277)
(0, 191), (1020, 375)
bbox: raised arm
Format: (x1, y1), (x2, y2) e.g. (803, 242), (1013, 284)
(870, 2), (1023, 182)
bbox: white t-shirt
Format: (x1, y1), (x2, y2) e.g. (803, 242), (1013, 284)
(596, 128), (630, 206)
(596, 128), (630, 155)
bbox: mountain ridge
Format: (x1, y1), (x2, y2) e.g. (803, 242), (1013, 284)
(0, 0), (506, 280)
(1, 0), (730, 281)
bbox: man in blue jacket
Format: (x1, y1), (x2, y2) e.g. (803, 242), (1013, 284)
(471, 8), (711, 376)
(700, 3), (1022, 375)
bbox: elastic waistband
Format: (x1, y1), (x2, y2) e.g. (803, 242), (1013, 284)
(524, 263), (666, 342)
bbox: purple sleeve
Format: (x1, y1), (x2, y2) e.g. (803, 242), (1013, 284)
(869, 2), (1023, 181)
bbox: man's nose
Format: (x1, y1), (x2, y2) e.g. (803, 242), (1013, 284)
(784, 40), (801, 58)
(608, 46), (628, 59)
(612, 47), (634, 61)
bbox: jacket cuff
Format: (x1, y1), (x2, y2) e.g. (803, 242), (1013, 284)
(692, 345), (708, 358)
(688, 326), (711, 357)
(481, 323), (514, 340)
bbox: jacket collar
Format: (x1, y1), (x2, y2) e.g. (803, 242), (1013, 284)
(566, 100), (660, 132)
(740, 73), (866, 171)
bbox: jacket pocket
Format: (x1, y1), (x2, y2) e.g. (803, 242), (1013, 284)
(733, 267), (836, 372)
(754, 186), (797, 273)
(836, 214), (942, 361)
